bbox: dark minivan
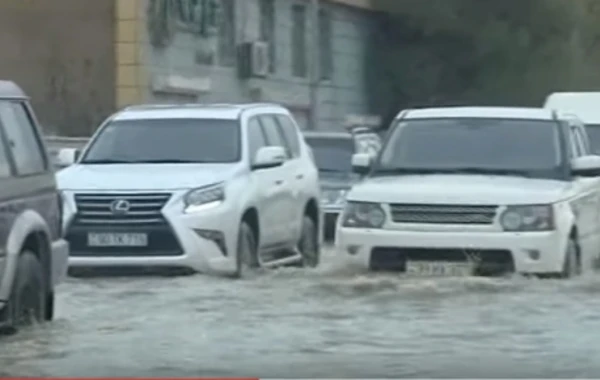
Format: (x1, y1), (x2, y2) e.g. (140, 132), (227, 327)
(0, 81), (68, 334)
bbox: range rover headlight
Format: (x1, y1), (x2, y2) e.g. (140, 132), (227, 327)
(500, 205), (554, 231)
(184, 183), (225, 213)
(342, 201), (386, 228)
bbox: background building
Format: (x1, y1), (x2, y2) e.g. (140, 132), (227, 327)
(0, 0), (377, 136)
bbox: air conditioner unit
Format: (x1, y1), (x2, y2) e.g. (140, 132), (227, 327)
(237, 41), (269, 79)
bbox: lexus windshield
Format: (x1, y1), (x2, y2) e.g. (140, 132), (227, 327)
(305, 136), (355, 175)
(375, 118), (563, 180)
(81, 118), (240, 164)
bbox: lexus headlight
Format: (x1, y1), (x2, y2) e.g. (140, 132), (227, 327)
(321, 189), (348, 206)
(342, 201), (386, 228)
(184, 183), (225, 213)
(500, 205), (554, 231)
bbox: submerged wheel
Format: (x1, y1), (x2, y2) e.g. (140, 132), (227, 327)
(2, 251), (46, 334)
(298, 215), (319, 268)
(561, 237), (581, 278)
(233, 221), (259, 278)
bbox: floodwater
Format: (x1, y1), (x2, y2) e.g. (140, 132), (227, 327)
(2, 247), (600, 378)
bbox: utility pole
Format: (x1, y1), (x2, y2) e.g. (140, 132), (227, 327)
(308, 0), (320, 130)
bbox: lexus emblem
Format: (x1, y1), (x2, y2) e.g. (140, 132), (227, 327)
(110, 199), (131, 215)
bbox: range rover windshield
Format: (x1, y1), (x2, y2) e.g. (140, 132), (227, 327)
(374, 118), (563, 180)
(81, 118), (241, 164)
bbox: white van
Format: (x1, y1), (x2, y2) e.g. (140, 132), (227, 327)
(544, 92), (600, 153)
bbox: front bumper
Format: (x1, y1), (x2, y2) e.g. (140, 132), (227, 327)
(335, 227), (568, 275)
(65, 191), (240, 276)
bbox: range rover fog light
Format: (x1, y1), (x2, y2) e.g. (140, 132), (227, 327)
(194, 229), (228, 256)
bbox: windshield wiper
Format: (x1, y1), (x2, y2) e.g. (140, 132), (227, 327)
(374, 167), (530, 177)
(135, 159), (203, 163)
(443, 167), (531, 177)
(81, 159), (139, 164)
(319, 168), (345, 173)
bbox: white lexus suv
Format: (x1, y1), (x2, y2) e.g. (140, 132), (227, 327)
(56, 103), (322, 278)
(336, 106), (600, 278)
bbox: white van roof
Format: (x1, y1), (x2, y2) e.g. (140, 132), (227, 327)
(544, 92), (600, 124)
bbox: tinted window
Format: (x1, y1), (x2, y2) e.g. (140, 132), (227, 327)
(585, 124), (600, 154)
(259, 115), (289, 157)
(378, 118), (562, 179)
(247, 117), (267, 160)
(0, 101), (45, 175)
(305, 136), (355, 174)
(82, 118), (240, 164)
(275, 115), (300, 157)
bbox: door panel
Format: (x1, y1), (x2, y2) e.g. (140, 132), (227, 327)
(258, 115), (296, 244)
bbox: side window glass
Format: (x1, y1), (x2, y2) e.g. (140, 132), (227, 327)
(247, 117), (267, 161)
(259, 115), (290, 158)
(575, 127), (590, 154)
(0, 101), (45, 175)
(0, 121), (12, 178)
(275, 115), (300, 158)
(573, 127), (587, 156)
(569, 127), (583, 158)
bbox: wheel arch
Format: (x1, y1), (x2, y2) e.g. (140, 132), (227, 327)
(0, 210), (52, 302)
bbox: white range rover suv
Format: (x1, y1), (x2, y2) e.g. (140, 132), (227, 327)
(336, 106), (600, 278)
(56, 103), (321, 278)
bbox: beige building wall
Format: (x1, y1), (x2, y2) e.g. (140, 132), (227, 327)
(0, 0), (116, 136)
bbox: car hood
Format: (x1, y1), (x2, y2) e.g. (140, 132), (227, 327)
(57, 163), (243, 191)
(348, 175), (572, 205)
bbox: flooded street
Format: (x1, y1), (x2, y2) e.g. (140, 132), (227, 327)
(2, 247), (600, 378)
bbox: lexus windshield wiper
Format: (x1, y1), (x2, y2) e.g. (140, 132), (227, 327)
(81, 159), (139, 164)
(135, 159), (206, 163)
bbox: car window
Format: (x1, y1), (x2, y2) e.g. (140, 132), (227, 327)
(569, 126), (586, 157)
(378, 118), (563, 180)
(574, 127), (589, 155)
(0, 100), (45, 175)
(275, 115), (301, 158)
(247, 117), (268, 161)
(304, 136), (355, 175)
(81, 118), (241, 164)
(0, 122), (12, 179)
(259, 115), (290, 158)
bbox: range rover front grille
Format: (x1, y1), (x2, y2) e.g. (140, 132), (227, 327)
(67, 192), (183, 257)
(389, 203), (499, 225)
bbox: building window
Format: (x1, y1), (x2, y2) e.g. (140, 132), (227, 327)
(218, 0), (236, 66)
(291, 4), (307, 77)
(319, 9), (332, 80)
(259, 0), (276, 73)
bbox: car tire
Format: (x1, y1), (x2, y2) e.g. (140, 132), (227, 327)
(561, 237), (581, 278)
(298, 215), (319, 268)
(233, 221), (259, 279)
(6, 251), (46, 333)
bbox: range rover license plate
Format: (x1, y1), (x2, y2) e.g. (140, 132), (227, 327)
(87, 233), (148, 247)
(405, 261), (473, 277)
